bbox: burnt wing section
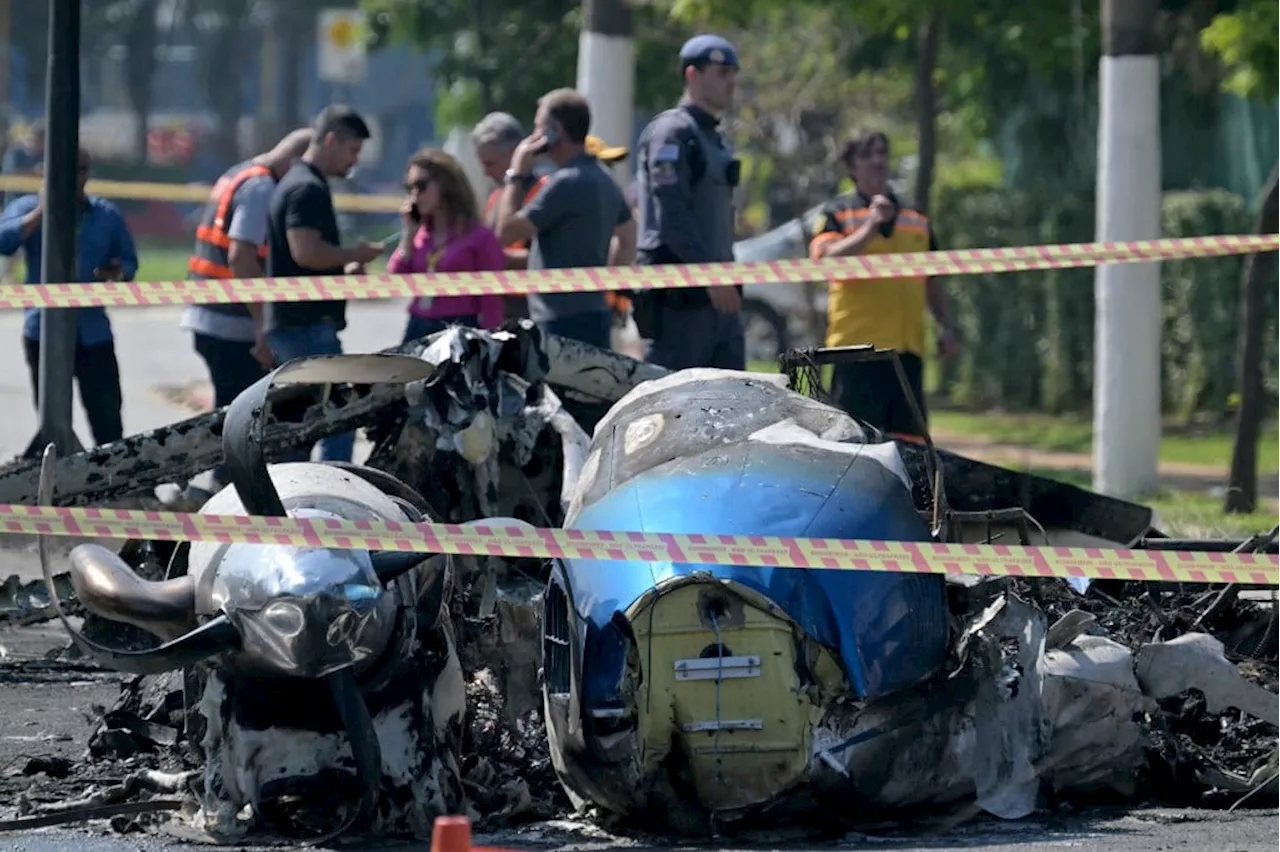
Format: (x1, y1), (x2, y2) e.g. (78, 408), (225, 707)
(895, 443), (1156, 543)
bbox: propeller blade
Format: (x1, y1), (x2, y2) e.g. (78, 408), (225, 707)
(38, 444), (240, 675)
(223, 353), (440, 520)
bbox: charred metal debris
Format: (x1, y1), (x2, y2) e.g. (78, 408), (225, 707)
(0, 325), (1274, 843)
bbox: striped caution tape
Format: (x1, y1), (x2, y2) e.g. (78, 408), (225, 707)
(0, 234), (1275, 311)
(1, 503), (1275, 585)
(0, 174), (401, 213)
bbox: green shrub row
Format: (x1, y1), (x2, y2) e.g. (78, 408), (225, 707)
(930, 184), (1277, 420)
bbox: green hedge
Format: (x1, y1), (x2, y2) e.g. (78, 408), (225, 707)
(931, 184), (1277, 419)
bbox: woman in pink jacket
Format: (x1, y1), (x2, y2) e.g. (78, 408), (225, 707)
(388, 148), (507, 343)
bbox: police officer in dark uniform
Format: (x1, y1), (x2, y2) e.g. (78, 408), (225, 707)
(632, 34), (745, 371)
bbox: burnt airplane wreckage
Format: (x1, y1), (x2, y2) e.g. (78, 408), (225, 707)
(4, 322), (1277, 842)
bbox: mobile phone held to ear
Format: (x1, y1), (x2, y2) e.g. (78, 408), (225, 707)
(536, 126), (560, 154)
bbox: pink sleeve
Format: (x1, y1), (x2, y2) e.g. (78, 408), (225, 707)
(476, 227), (508, 329)
(386, 229), (422, 274)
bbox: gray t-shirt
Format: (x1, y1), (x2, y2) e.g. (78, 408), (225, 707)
(180, 172), (275, 342)
(525, 153), (631, 320)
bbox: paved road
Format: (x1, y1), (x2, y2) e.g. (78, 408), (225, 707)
(1, 804), (1276, 850)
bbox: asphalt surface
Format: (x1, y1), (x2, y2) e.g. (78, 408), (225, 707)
(0, 302), (1276, 850)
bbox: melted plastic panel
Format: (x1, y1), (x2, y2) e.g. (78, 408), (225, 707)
(577, 370), (870, 513)
(563, 437), (948, 701)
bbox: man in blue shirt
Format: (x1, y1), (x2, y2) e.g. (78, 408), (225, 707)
(0, 148), (139, 446)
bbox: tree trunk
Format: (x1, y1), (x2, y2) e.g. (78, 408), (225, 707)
(256, 21), (281, 150)
(280, 5), (307, 128)
(911, 8), (941, 213)
(123, 0), (160, 166)
(471, 0), (495, 114)
(1223, 162), (1279, 514)
(203, 1), (251, 168)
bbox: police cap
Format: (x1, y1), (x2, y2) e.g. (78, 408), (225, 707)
(679, 34), (739, 70)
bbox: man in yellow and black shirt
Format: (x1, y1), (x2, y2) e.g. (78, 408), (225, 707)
(808, 130), (958, 440)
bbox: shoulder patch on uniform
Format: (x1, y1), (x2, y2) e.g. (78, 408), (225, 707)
(652, 159), (678, 186)
(653, 143), (680, 163)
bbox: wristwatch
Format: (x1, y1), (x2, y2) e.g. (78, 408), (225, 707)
(503, 169), (535, 186)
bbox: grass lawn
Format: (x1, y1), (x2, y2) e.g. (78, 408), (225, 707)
(133, 243), (394, 283)
(14, 242), (393, 285)
(1145, 489), (1277, 539)
(927, 409), (1278, 538)
(1018, 465), (1277, 539)
(929, 408), (1280, 473)
(136, 244), (190, 282)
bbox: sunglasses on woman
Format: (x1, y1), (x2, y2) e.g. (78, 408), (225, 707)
(404, 177), (432, 194)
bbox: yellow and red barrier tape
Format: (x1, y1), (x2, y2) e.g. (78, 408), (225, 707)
(0, 234), (1275, 311)
(1, 504), (1275, 585)
(0, 174), (400, 213)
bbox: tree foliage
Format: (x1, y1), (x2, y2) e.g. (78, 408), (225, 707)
(362, 0), (688, 130)
(657, 0), (913, 200)
(1199, 0), (1279, 101)
(660, 0), (1102, 207)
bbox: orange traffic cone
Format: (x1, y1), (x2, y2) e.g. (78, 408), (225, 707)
(432, 815), (473, 852)
(432, 814), (524, 852)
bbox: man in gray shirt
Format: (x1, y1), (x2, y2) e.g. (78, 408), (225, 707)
(495, 88), (636, 349)
(177, 128), (311, 502)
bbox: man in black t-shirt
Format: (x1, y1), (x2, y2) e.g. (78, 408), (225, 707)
(266, 104), (383, 462)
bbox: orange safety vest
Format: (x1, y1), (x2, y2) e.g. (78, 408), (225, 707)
(188, 163), (272, 317)
(485, 179), (547, 251)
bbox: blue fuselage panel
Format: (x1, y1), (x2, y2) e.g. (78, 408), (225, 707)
(563, 440), (950, 703)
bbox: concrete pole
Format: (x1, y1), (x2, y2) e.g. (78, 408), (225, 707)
(0, 0), (11, 107)
(1092, 0), (1161, 498)
(256, 3), (280, 149)
(576, 0), (634, 188)
(30, 0), (84, 458)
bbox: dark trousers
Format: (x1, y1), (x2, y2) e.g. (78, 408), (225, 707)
(193, 332), (269, 489)
(536, 311), (613, 351)
(23, 335), (124, 446)
(830, 351), (927, 438)
(194, 333), (269, 409)
(645, 301), (746, 371)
